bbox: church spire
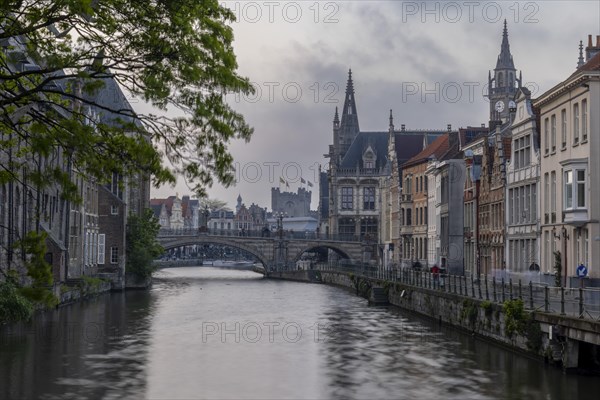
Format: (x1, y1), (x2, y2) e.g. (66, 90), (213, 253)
(338, 68), (360, 157)
(388, 109), (394, 131)
(333, 106), (339, 127)
(496, 19), (515, 70)
(341, 69), (358, 119)
(577, 40), (585, 68)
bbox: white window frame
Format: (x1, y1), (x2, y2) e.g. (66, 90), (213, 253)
(573, 103), (580, 145)
(562, 164), (587, 211)
(98, 234), (105, 264)
(561, 109), (567, 149)
(581, 99), (588, 142)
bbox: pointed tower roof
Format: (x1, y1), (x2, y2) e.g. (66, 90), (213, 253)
(340, 68), (360, 133)
(496, 20), (515, 70)
(578, 40), (585, 68)
(333, 106), (339, 126)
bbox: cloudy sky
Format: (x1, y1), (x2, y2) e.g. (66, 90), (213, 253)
(151, 0), (600, 210)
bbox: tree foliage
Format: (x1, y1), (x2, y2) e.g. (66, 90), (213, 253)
(126, 208), (163, 279)
(200, 197), (229, 211)
(553, 250), (562, 287)
(1, 0), (254, 199)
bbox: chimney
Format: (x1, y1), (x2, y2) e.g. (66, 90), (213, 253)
(481, 123), (485, 128)
(448, 126), (458, 151)
(585, 34), (600, 61)
(401, 124), (405, 132)
(447, 124), (452, 132)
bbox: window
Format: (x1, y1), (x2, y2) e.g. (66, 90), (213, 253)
(551, 114), (556, 152)
(577, 170), (585, 208)
(341, 187), (353, 210)
(110, 247), (118, 264)
(582, 99), (588, 142)
(544, 118), (549, 154)
(551, 172), (556, 220)
(562, 167), (587, 211)
(561, 109), (567, 148)
(513, 135), (531, 169)
(111, 205), (119, 215)
(111, 172), (123, 198)
(406, 208), (412, 226)
(564, 170), (573, 209)
(573, 103), (580, 144)
(365, 160), (374, 169)
(544, 173), (549, 219)
(339, 218), (355, 236)
(363, 187), (375, 210)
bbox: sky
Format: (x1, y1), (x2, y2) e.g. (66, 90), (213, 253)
(150, 0), (600, 210)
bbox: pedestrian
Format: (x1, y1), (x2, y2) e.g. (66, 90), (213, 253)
(431, 264), (440, 288)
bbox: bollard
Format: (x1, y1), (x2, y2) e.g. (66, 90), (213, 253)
(579, 288), (584, 319)
(492, 277), (497, 302)
(529, 281), (534, 310)
(544, 286), (549, 312)
(560, 286), (566, 315)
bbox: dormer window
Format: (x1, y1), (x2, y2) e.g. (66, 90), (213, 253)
(362, 148), (376, 170)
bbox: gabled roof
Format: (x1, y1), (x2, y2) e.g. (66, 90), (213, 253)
(395, 132), (444, 166)
(402, 134), (449, 168)
(339, 131), (388, 169)
(84, 71), (142, 128)
(572, 50), (600, 75)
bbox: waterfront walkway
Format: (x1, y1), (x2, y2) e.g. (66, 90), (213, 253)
(313, 263), (600, 321)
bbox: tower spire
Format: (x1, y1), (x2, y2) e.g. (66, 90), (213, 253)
(577, 40), (585, 68)
(333, 106), (339, 127)
(388, 109), (394, 131)
(338, 68), (360, 158)
(496, 19), (515, 70)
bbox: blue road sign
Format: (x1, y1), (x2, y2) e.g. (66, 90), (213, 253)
(576, 264), (588, 278)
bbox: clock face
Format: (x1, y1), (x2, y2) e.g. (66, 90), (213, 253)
(495, 100), (505, 112)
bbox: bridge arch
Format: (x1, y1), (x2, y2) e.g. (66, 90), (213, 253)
(159, 237), (271, 268)
(290, 243), (354, 263)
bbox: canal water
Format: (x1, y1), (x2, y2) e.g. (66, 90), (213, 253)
(1, 267), (599, 399)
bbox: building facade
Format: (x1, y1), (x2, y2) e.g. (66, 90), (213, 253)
(505, 87), (541, 273)
(535, 37), (600, 285)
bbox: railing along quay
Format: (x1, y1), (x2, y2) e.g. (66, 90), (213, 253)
(313, 262), (600, 321)
(157, 228), (363, 242)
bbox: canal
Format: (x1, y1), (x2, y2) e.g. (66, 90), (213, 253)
(1, 267), (599, 399)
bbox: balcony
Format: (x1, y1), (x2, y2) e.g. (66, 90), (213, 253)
(563, 208), (588, 227)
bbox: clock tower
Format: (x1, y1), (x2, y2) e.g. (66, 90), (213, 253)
(486, 20), (522, 128)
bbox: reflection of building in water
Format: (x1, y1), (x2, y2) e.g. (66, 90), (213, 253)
(271, 187), (312, 217)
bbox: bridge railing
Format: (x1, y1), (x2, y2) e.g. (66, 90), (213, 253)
(312, 262), (600, 321)
(157, 228), (364, 242)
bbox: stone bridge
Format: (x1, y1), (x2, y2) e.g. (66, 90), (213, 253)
(157, 231), (369, 272)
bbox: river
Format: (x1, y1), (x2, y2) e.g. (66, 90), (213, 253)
(1, 267), (599, 399)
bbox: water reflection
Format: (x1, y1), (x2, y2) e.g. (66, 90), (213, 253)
(0, 290), (157, 399)
(1, 267), (599, 400)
